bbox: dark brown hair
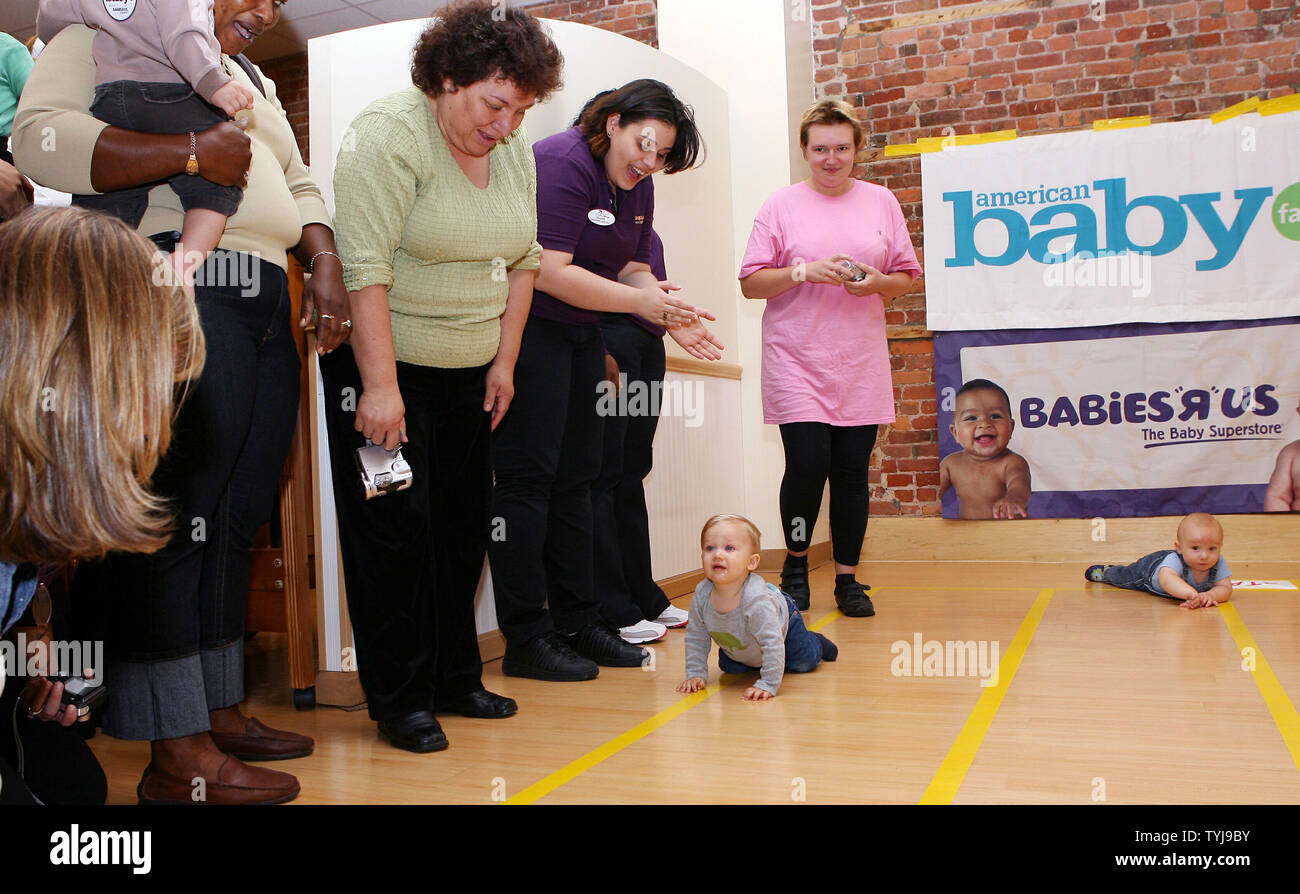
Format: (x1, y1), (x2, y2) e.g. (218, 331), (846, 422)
(411, 1), (563, 101)
(575, 79), (703, 175)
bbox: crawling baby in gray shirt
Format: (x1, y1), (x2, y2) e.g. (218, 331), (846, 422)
(679, 515), (837, 700)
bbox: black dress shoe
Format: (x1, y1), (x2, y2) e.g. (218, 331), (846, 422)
(435, 689), (518, 718)
(569, 623), (649, 667)
(377, 710), (449, 753)
(503, 632), (599, 681)
(781, 558), (811, 611)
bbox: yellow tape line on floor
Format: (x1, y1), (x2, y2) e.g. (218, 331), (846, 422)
(1218, 601), (1300, 775)
(504, 607), (844, 804)
(920, 588), (1055, 804)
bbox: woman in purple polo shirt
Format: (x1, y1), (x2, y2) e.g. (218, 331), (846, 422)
(489, 79), (707, 681)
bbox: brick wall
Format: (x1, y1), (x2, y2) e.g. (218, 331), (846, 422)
(531, 0), (657, 45)
(811, 0), (1298, 516)
(256, 54), (310, 161)
(254, 0), (657, 164)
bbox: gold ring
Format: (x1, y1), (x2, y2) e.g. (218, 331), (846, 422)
(320, 313), (335, 321)
(662, 312), (668, 322)
(342, 319), (353, 328)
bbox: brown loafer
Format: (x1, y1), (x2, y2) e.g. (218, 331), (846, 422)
(137, 756), (300, 805)
(210, 715), (314, 761)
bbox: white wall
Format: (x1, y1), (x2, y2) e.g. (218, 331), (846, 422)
(658, 0), (830, 552)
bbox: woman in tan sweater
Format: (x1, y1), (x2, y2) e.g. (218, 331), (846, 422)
(320, 2), (562, 755)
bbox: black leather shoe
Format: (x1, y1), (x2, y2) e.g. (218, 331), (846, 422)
(377, 710), (449, 753)
(503, 632), (599, 681)
(781, 557), (811, 611)
(570, 623), (649, 667)
(435, 689), (518, 718)
(834, 580), (875, 617)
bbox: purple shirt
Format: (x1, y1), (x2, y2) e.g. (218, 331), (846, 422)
(606, 228), (668, 338)
(533, 127), (655, 326)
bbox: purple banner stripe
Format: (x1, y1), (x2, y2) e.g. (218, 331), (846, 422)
(933, 317), (1299, 519)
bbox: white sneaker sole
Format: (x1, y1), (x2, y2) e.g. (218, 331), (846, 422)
(619, 622), (667, 644)
(654, 607), (690, 629)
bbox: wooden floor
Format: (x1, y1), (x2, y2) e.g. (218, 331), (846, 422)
(85, 560), (1300, 805)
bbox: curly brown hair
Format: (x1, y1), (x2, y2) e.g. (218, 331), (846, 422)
(411, 1), (563, 101)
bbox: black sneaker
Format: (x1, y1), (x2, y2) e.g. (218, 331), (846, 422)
(570, 623), (649, 667)
(503, 632), (599, 682)
(834, 579), (875, 617)
(780, 557), (811, 611)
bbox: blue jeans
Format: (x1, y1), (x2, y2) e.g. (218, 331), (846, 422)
(74, 252), (300, 739)
(1102, 549), (1176, 596)
(718, 593), (826, 675)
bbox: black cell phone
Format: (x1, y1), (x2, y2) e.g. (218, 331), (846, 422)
(51, 675), (108, 720)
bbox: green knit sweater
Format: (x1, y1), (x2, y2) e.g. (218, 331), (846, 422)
(333, 86), (542, 368)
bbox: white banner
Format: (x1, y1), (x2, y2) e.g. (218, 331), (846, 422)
(921, 115), (1300, 331)
(955, 324), (1300, 495)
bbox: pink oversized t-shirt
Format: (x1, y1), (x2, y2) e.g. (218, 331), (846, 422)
(739, 179), (922, 426)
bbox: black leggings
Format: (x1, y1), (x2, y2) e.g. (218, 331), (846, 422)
(778, 422), (879, 567)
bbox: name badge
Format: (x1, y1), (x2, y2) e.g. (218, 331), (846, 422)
(587, 209), (615, 226)
(104, 0), (136, 20)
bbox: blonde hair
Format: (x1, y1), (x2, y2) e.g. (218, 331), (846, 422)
(700, 513), (762, 554)
(799, 98), (865, 150)
(1177, 512), (1223, 544)
(0, 207), (205, 564)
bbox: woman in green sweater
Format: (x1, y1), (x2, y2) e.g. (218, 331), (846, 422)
(320, 2), (563, 754)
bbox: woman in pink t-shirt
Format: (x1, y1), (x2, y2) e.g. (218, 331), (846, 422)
(738, 99), (921, 618)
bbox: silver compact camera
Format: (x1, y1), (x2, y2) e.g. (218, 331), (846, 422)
(355, 440), (413, 500)
(839, 259), (868, 282)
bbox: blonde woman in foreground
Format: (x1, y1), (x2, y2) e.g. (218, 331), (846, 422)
(0, 206), (204, 804)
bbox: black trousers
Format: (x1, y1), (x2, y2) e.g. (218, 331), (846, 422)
(779, 422), (879, 567)
(319, 346), (489, 722)
(592, 316), (670, 627)
(489, 316), (604, 644)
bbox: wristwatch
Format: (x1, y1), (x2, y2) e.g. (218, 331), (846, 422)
(185, 131), (199, 175)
